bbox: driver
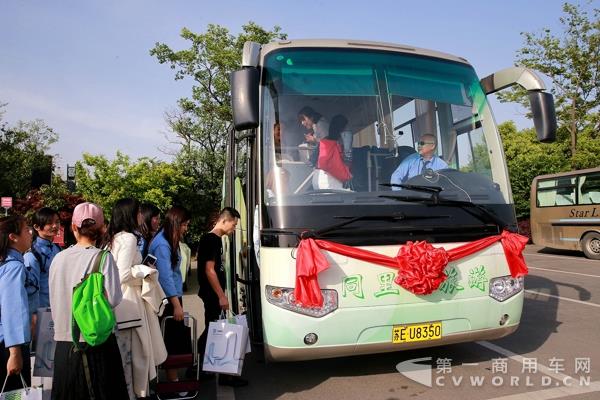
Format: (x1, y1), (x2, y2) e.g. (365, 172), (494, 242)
(390, 134), (448, 189)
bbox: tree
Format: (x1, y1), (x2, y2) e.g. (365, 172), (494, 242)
(499, 122), (570, 217)
(12, 177), (86, 245)
(497, 2), (599, 159)
(150, 22), (287, 221)
(0, 104), (58, 197)
(75, 152), (194, 217)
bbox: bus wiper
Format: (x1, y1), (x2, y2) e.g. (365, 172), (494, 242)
(380, 183), (443, 202)
(313, 213), (446, 237)
(379, 188), (508, 230)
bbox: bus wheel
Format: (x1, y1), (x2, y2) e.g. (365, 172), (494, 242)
(581, 232), (600, 260)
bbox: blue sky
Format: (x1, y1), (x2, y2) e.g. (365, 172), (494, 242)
(0, 0), (581, 171)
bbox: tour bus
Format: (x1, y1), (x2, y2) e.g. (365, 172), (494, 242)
(224, 39), (557, 361)
(530, 167), (600, 259)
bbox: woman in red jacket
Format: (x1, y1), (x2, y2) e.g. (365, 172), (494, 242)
(312, 114), (352, 190)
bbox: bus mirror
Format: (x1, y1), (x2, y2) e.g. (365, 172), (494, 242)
(528, 91), (557, 143)
(230, 68), (259, 131)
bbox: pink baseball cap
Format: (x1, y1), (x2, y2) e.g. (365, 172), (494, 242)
(72, 202), (104, 228)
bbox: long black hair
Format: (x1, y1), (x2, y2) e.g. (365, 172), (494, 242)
(328, 114), (348, 141)
(139, 203), (160, 238)
(298, 106), (322, 124)
(163, 206), (190, 269)
(139, 203), (160, 255)
(31, 207), (59, 241)
(107, 198), (140, 249)
(0, 215), (26, 262)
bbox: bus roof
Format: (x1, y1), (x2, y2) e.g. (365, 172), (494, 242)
(532, 167), (600, 183)
(260, 39), (472, 66)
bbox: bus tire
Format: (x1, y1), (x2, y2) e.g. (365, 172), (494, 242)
(581, 232), (600, 260)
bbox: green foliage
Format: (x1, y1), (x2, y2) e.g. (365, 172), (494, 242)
(570, 125), (600, 169)
(75, 152), (194, 218)
(150, 22), (287, 229)
(496, 3), (599, 217)
(499, 121), (570, 217)
(39, 176), (71, 211)
(460, 143), (492, 176)
(0, 105), (58, 198)
(497, 2), (599, 156)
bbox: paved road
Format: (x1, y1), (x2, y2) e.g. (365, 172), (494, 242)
(187, 245), (600, 400)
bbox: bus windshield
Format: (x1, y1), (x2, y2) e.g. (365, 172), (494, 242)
(260, 48), (511, 237)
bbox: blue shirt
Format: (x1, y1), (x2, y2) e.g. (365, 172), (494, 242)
(148, 230), (183, 298)
(390, 153), (449, 189)
(24, 237), (61, 312)
(137, 235), (148, 259)
(0, 249), (31, 347)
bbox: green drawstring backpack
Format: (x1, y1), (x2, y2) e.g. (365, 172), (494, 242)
(71, 250), (116, 347)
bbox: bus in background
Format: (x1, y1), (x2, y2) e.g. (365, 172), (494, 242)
(530, 167), (600, 260)
(225, 39), (557, 361)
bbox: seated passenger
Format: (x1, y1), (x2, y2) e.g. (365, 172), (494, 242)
(390, 134), (448, 189)
(273, 122), (294, 162)
(312, 114), (352, 190)
(266, 122), (292, 197)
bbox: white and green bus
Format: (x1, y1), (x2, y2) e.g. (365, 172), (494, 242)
(224, 39), (557, 361)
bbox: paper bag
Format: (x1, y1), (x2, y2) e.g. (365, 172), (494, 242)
(1, 375), (43, 400)
(202, 320), (248, 376)
(33, 308), (55, 377)
(234, 314), (252, 354)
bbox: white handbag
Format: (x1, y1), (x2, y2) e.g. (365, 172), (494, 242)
(233, 314), (252, 354)
(201, 315), (248, 376)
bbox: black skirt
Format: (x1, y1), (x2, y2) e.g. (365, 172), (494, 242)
(51, 334), (128, 400)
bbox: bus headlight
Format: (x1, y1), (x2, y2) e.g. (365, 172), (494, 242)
(489, 276), (524, 302)
(265, 285), (338, 318)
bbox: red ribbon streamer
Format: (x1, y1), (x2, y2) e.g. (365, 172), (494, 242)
(294, 230), (529, 307)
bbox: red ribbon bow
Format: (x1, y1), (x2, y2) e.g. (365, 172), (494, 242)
(294, 231), (529, 307)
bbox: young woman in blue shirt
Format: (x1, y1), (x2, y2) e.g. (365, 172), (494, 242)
(0, 215), (32, 391)
(148, 206), (190, 384)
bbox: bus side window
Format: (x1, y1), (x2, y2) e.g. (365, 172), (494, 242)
(537, 189), (555, 207)
(555, 177), (575, 205)
(580, 175), (600, 204)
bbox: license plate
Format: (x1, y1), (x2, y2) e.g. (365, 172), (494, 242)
(392, 322), (442, 343)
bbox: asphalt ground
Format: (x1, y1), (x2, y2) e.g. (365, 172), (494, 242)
(188, 245), (600, 400)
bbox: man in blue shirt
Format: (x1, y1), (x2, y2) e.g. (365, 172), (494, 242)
(390, 134), (448, 189)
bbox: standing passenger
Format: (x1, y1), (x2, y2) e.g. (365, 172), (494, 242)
(0, 215), (32, 391)
(49, 202), (128, 400)
(107, 198), (168, 399)
(24, 207), (61, 334)
(138, 203), (161, 259)
(298, 106), (329, 142)
(148, 206), (190, 384)
(197, 207), (247, 387)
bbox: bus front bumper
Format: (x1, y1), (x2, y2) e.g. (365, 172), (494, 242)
(264, 323), (519, 362)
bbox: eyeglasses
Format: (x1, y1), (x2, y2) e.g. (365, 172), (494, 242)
(417, 141), (435, 146)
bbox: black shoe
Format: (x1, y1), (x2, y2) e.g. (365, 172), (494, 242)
(218, 375), (248, 387)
